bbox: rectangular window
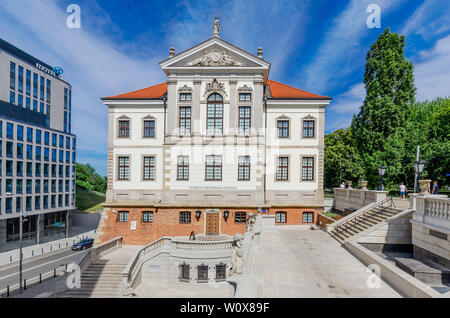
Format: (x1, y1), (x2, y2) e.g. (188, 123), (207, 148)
(52, 133), (57, 146)
(27, 128), (33, 142)
(302, 212), (314, 224)
(18, 66), (23, 93)
(18, 94), (23, 107)
(179, 212), (191, 224)
(235, 212), (247, 224)
(26, 163), (32, 177)
(143, 120), (155, 138)
(179, 263), (190, 281)
(302, 157), (314, 181)
(36, 129), (42, 144)
(59, 135), (64, 148)
(26, 97), (30, 109)
(10, 62), (15, 90)
(17, 144), (23, 159)
(26, 70), (31, 95)
(6, 142), (13, 158)
(44, 132), (49, 145)
(64, 88), (68, 109)
(216, 263), (227, 281)
(118, 120), (130, 138)
(6, 122), (13, 139)
(179, 107), (191, 136)
(26, 145), (33, 160)
(197, 264), (209, 283)
(238, 106), (251, 136)
(303, 120), (315, 138)
(10, 91), (15, 104)
(46, 79), (51, 103)
(142, 212), (153, 223)
(40, 76), (45, 101)
(205, 155), (222, 181)
(239, 93), (251, 101)
(17, 125), (23, 141)
(276, 157), (289, 181)
(118, 156), (130, 180)
(26, 180), (32, 194)
(238, 156), (250, 181)
(33, 73), (38, 98)
(177, 156), (189, 181)
(117, 211), (129, 222)
(277, 120), (289, 138)
(179, 93), (192, 101)
(276, 212), (287, 223)
(143, 156), (155, 180)
(33, 100), (37, 111)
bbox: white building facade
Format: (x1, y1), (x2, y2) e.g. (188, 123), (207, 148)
(97, 22), (331, 245)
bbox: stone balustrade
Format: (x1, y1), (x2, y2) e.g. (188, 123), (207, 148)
(333, 188), (387, 212)
(410, 194), (450, 268)
(122, 236), (234, 295)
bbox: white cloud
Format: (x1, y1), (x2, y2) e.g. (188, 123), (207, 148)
(0, 0), (166, 175)
(401, 0), (450, 39)
(415, 35), (450, 101)
(303, 0), (405, 93)
(328, 83), (365, 113)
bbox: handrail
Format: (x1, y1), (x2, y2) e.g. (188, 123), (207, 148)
(334, 197), (394, 237)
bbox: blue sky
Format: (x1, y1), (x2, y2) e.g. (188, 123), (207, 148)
(1, 0), (449, 176)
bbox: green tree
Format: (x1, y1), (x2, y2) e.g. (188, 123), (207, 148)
(76, 163), (107, 193)
(324, 128), (364, 188)
(351, 28), (416, 188)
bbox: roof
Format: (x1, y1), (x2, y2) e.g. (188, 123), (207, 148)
(266, 80), (330, 100)
(102, 82), (168, 100)
(102, 79), (330, 100)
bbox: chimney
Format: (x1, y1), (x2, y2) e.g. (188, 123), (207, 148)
(169, 47), (175, 58)
(257, 47), (263, 59)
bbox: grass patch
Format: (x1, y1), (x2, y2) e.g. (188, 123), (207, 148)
(323, 212), (340, 220)
(76, 186), (105, 213)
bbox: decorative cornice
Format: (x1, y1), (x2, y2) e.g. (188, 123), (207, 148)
(203, 78), (227, 97)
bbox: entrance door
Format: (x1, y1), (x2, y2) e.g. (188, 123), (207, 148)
(206, 213), (219, 235)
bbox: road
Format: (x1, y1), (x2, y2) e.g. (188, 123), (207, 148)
(0, 247), (85, 290)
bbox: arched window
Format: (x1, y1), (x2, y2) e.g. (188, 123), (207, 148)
(207, 93), (223, 136)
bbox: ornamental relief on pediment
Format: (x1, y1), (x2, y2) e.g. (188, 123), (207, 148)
(203, 78), (227, 97)
(188, 49), (244, 67)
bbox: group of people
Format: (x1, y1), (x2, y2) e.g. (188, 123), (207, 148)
(339, 181), (440, 199)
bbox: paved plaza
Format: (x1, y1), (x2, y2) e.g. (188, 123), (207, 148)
(251, 226), (402, 297)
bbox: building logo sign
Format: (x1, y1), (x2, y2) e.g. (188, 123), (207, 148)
(35, 63), (66, 80)
(53, 66), (64, 75)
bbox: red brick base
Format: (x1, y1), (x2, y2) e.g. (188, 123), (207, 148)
(96, 206), (323, 245)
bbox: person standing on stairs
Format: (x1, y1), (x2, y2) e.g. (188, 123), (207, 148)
(399, 183), (407, 200)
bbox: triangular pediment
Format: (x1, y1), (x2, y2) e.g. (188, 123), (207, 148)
(160, 37), (270, 70)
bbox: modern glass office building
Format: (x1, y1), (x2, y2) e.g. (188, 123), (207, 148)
(0, 38), (76, 252)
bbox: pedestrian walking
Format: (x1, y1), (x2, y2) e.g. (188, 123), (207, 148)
(431, 181), (439, 195)
(399, 183), (407, 200)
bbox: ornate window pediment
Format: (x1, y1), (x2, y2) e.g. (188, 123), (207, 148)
(177, 85), (193, 93)
(188, 49), (244, 67)
(204, 78), (227, 97)
(238, 84), (253, 92)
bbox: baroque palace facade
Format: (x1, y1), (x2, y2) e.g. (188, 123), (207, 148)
(96, 19), (331, 245)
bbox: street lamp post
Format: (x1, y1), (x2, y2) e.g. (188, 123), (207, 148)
(18, 208), (28, 294)
(378, 166), (386, 190)
(414, 160), (426, 193)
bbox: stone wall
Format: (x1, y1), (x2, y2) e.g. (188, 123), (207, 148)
(95, 206), (323, 245)
(333, 188), (387, 212)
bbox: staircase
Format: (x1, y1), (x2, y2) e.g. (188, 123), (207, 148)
(331, 198), (403, 243)
(58, 246), (140, 298)
(62, 261), (125, 298)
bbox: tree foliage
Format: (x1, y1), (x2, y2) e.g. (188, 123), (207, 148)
(324, 128), (364, 187)
(76, 163), (107, 193)
(350, 28), (416, 188)
(325, 29), (449, 190)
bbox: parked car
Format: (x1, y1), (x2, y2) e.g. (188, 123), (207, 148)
(71, 238), (94, 251)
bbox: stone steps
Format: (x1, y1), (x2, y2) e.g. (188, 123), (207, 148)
(332, 205), (403, 243)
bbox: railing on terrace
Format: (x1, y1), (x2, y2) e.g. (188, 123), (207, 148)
(425, 196), (450, 219)
(333, 197), (395, 237)
(122, 236), (234, 295)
